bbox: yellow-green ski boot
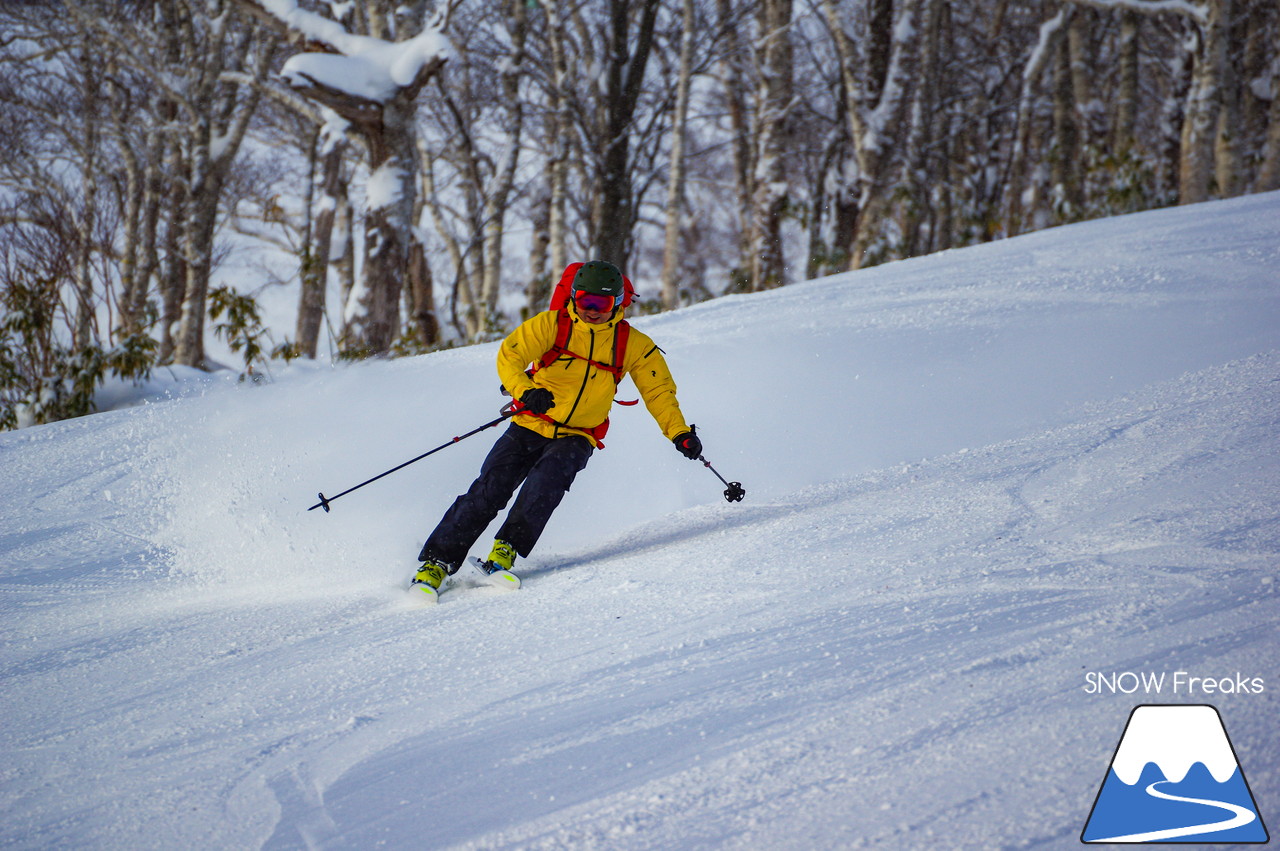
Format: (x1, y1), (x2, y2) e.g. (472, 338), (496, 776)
(472, 539), (521, 590)
(409, 558), (449, 604)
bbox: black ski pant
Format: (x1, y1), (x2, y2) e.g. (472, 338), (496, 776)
(418, 423), (593, 570)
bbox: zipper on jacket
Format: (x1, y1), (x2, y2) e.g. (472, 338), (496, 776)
(562, 327), (597, 431)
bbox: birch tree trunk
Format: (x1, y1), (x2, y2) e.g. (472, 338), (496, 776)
(1257, 57), (1280, 190)
(748, 0), (794, 290)
(405, 238), (438, 349)
(716, 0), (756, 292)
(546, 0), (571, 279)
(1052, 30), (1082, 217)
(660, 0), (696, 309)
(1212, 0), (1241, 198)
(417, 143), (474, 342)
(296, 132), (347, 358)
(173, 17), (275, 369)
(1180, 0), (1228, 203)
(524, 1), (558, 312)
(527, 186), (552, 316)
(71, 43), (100, 352)
(106, 69), (147, 341)
(349, 96), (421, 355)
(900, 0), (944, 257)
(1114, 10), (1140, 153)
(476, 0), (529, 336)
(158, 152), (188, 363)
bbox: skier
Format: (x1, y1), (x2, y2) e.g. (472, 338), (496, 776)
(410, 260), (704, 601)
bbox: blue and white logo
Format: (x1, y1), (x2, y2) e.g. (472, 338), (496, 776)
(1082, 704), (1269, 844)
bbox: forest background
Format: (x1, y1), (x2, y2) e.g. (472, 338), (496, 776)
(1, 0), (1277, 429)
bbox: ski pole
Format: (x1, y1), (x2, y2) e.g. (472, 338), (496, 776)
(309, 403), (517, 513)
(699, 454), (746, 503)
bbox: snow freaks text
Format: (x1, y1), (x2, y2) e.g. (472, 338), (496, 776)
(1083, 671), (1266, 696)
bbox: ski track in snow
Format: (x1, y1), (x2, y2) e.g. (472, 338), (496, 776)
(2, 194), (1279, 849)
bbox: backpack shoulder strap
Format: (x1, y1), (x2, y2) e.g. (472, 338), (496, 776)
(533, 307), (573, 373)
(611, 320), (639, 405)
(611, 320), (630, 383)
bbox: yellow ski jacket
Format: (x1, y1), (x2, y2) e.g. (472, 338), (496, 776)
(497, 306), (690, 448)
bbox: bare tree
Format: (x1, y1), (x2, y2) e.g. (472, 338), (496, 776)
(586, 0), (663, 269)
(0, 2), (164, 426)
(1179, 0), (1229, 203)
(525, 0), (576, 309)
(61, 0), (280, 368)
(1258, 48), (1280, 190)
(747, 0), (796, 290)
(419, 0), (529, 341)
(660, 0), (697, 309)
(823, 0), (925, 269)
(710, 0), (757, 292)
(294, 118), (351, 359)
(236, 0), (449, 357)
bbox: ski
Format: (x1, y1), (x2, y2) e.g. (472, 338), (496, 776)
(461, 556), (522, 591)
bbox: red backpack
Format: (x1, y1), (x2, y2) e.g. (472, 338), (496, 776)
(518, 263), (638, 445)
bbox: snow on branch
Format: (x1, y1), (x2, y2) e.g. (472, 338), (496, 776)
(236, 0), (450, 104)
(1023, 9), (1070, 83)
(1063, 0), (1207, 25)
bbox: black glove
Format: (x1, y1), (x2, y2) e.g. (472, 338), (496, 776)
(673, 431), (702, 460)
(520, 387), (555, 415)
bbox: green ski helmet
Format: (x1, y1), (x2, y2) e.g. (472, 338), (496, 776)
(571, 260), (625, 298)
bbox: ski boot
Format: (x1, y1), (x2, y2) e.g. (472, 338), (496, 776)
(409, 558), (450, 604)
(472, 539), (521, 589)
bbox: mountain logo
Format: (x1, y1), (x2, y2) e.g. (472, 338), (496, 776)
(1082, 704), (1269, 844)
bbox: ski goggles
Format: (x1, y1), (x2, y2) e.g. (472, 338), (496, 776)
(573, 291), (618, 314)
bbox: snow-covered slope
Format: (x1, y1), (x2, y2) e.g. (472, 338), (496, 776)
(2, 194), (1278, 849)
